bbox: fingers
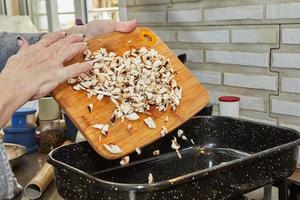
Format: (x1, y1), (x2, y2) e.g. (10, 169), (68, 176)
(60, 62), (92, 81)
(50, 34), (85, 50)
(17, 37), (29, 54)
(57, 42), (87, 63)
(38, 32), (66, 47)
(114, 20), (137, 33)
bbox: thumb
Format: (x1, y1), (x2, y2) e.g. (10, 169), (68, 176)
(114, 20), (137, 33)
(17, 36), (29, 54)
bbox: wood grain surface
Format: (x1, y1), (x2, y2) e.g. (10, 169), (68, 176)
(52, 27), (209, 159)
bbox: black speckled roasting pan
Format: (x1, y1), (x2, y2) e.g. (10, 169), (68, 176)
(48, 116), (300, 200)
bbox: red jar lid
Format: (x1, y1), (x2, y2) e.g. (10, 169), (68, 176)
(218, 96), (240, 102)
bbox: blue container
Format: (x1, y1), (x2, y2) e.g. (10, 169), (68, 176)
(3, 107), (38, 153)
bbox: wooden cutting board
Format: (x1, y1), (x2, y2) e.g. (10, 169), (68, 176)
(52, 27), (209, 160)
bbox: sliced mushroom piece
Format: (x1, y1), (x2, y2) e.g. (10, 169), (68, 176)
(148, 173), (154, 184)
(135, 147), (141, 155)
(153, 150), (160, 156)
(120, 102), (131, 114)
(120, 156), (130, 165)
(92, 124), (104, 130)
(101, 124), (109, 136)
(176, 149), (182, 159)
(87, 103), (93, 113)
(125, 112), (140, 121)
(190, 139), (195, 145)
(128, 124), (133, 133)
(164, 116), (169, 123)
(144, 117), (156, 129)
(96, 94), (104, 100)
(171, 137), (180, 150)
(177, 129), (184, 138)
(103, 143), (122, 154)
(110, 111), (117, 125)
(181, 135), (188, 141)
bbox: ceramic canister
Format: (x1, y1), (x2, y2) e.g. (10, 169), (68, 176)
(218, 96), (240, 118)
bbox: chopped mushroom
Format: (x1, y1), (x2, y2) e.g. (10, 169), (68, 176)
(176, 150), (182, 159)
(171, 137), (180, 150)
(125, 112), (140, 121)
(181, 135), (188, 141)
(160, 126), (168, 137)
(190, 139), (195, 145)
(153, 150), (160, 156)
(103, 143), (122, 154)
(177, 129), (184, 137)
(135, 147), (141, 155)
(144, 117), (156, 129)
(164, 116), (169, 123)
(69, 47), (182, 126)
(87, 103), (93, 113)
(120, 156), (130, 165)
(148, 173), (154, 184)
(92, 124), (104, 130)
(128, 124), (133, 133)
(101, 124), (109, 136)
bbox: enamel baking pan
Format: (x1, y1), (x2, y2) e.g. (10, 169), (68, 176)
(48, 116), (300, 200)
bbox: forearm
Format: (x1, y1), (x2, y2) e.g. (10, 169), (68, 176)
(0, 75), (31, 128)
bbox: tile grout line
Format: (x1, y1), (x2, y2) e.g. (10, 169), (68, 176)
(268, 24), (282, 125)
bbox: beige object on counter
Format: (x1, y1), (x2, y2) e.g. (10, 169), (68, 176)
(4, 143), (27, 168)
(38, 97), (61, 121)
(0, 15), (38, 33)
(24, 140), (72, 199)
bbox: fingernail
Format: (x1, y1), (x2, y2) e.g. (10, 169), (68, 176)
(17, 37), (23, 46)
(76, 33), (85, 38)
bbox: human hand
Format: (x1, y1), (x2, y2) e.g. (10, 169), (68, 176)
(1, 32), (92, 100)
(43, 19), (137, 40)
(85, 19), (137, 38)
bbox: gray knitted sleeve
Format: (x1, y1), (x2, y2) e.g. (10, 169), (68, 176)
(0, 32), (44, 71)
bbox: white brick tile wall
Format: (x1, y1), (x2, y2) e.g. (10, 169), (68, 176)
(279, 122), (300, 132)
(239, 115), (277, 125)
(206, 50), (269, 67)
(154, 30), (176, 42)
(128, 11), (166, 23)
(266, 3), (300, 19)
(282, 29), (300, 44)
(272, 99), (300, 118)
(135, 0), (170, 5)
(208, 90), (266, 111)
(272, 53), (300, 69)
(172, 49), (204, 63)
(204, 5), (264, 21)
(168, 9), (202, 23)
(178, 30), (229, 43)
(231, 29), (277, 44)
(224, 73), (277, 91)
(191, 70), (221, 85)
(281, 77), (300, 93)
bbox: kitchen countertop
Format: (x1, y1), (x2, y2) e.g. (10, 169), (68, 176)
(12, 151), (63, 200)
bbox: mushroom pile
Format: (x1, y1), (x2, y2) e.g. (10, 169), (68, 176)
(68, 47), (182, 126)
